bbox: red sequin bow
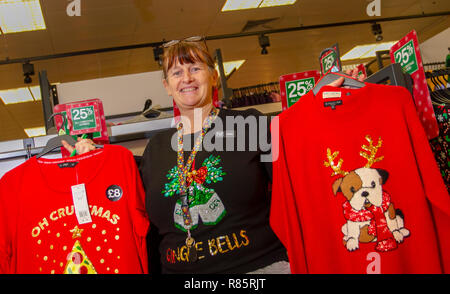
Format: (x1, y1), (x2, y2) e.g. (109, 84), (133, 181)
(186, 166), (208, 186)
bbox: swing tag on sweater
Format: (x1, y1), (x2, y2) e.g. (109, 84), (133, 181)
(71, 184), (92, 225)
(322, 91), (342, 99)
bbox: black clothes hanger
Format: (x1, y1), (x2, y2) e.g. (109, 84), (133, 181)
(312, 71), (366, 95)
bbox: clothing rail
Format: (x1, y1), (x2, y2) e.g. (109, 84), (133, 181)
(424, 62), (446, 71)
(365, 63), (413, 95)
(233, 82), (279, 92)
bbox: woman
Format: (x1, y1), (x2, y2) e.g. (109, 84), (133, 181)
(140, 39), (289, 274)
(64, 37), (361, 274)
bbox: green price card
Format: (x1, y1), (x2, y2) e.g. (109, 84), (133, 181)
(393, 40), (418, 75)
(70, 105), (97, 131)
(285, 77), (315, 107)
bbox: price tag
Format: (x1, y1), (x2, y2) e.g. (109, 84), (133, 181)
(71, 184), (92, 225)
(279, 70), (321, 111)
(390, 30), (439, 140)
(319, 43), (342, 75)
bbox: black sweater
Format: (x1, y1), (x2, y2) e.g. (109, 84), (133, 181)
(140, 108), (287, 274)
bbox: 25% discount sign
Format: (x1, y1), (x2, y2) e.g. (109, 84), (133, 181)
(279, 70), (321, 110)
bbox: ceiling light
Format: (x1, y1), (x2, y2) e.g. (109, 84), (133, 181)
(341, 41), (397, 61)
(24, 126), (46, 138)
(28, 85), (41, 101)
(259, 0), (297, 8)
(0, 0), (46, 34)
(221, 0), (297, 11)
(0, 85), (40, 104)
(222, 0), (262, 11)
(215, 60), (246, 76)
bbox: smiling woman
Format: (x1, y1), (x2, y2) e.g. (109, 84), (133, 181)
(161, 40), (218, 134)
(138, 38), (290, 274)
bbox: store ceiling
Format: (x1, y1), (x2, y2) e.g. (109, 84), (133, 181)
(0, 0), (449, 142)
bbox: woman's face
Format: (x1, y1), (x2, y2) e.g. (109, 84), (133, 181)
(163, 60), (218, 111)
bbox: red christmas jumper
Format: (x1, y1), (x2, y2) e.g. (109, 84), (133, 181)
(270, 83), (450, 274)
(0, 144), (149, 274)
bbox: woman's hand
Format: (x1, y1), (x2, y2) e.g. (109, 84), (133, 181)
(61, 137), (96, 156)
(327, 68), (366, 88)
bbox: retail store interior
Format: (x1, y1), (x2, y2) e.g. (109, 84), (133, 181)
(0, 0), (449, 170)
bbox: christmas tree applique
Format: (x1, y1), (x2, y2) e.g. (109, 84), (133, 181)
(63, 226), (97, 274)
(162, 155), (227, 232)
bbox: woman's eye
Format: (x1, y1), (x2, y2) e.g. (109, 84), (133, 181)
(172, 70), (182, 76)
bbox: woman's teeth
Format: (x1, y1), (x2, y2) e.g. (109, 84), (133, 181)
(180, 87), (197, 92)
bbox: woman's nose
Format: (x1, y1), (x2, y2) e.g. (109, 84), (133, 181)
(182, 70), (193, 82)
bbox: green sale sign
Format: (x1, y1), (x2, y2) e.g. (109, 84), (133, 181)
(393, 40), (418, 75)
(70, 105), (97, 131)
(285, 78), (315, 107)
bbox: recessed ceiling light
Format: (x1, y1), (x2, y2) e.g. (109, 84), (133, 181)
(28, 85), (41, 101)
(259, 0), (297, 8)
(341, 41), (397, 61)
(0, 85), (41, 104)
(24, 126), (46, 138)
(221, 0), (297, 11)
(216, 60), (246, 76)
(0, 0), (46, 34)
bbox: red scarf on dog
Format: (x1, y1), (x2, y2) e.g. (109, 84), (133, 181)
(343, 191), (397, 252)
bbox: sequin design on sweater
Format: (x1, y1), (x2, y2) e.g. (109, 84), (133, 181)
(162, 155), (227, 232)
(324, 135), (410, 252)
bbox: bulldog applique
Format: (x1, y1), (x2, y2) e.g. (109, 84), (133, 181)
(324, 135), (410, 252)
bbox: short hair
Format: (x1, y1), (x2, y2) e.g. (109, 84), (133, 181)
(162, 41), (215, 79)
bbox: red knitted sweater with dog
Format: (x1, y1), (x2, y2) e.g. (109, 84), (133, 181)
(270, 83), (450, 274)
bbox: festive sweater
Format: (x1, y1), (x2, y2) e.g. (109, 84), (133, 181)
(270, 83), (450, 274)
(429, 103), (450, 193)
(0, 144), (149, 274)
(140, 108), (287, 274)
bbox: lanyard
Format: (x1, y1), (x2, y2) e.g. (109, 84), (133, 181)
(176, 107), (218, 262)
(176, 107), (218, 197)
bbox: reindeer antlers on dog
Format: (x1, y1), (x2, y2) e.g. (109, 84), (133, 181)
(360, 135), (384, 168)
(324, 148), (349, 177)
(324, 135), (384, 176)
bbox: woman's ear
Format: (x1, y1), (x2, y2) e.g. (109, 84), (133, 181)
(162, 78), (172, 97)
(211, 68), (219, 87)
